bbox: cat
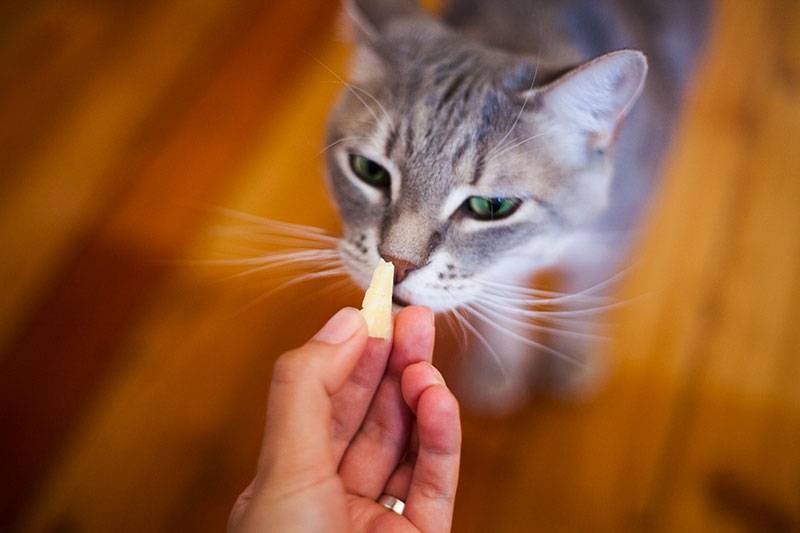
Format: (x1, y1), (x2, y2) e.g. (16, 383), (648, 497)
(324, 0), (709, 411)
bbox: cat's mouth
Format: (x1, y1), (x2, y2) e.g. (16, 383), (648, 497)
(391, 294), (412, 308)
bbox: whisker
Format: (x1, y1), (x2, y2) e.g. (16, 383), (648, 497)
(314, 136), (370, 158)
(230, 264), (345, 315)
(349, 85), (396, 132)
(472, 300), (610, 342)
(464, 304), (585, 368)
(453, 307), (509, 380)
(480, 265), (633, 306)
(505, 297), (641, 319)
(477, 279), (574, 298)
(441, 311), (468, 353)
(207, 206), (339, 238)
(263, 266), (349, 298)
(488, 129), (552, 162)
(225, 253), (342, 281)
(479, 286), (613, 308)
(211, 229), (338, 249)
(201, 248), (339, 267)
(311, 276), (356, 302)
(487, 42), (542, 157)
(473, 300), (596, 331)
(305, 52), (386, 128)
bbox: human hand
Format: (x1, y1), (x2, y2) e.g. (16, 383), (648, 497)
(228, 306), (461, 533)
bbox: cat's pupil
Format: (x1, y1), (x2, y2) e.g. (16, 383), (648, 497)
(349, 154), (390, 187)
(466, 197), (521, 220)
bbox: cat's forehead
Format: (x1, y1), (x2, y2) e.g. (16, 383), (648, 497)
(382, 61), (525, 188)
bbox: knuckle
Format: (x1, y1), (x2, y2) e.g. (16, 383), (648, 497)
(271, 349), (312, 385)
(411, 476), (454, 503)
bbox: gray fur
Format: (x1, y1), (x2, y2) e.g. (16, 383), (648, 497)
(325, 0), (708, 314)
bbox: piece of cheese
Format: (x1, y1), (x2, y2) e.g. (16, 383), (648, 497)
(360, 259), (394, 339)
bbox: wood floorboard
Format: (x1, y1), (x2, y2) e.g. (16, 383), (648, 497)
(0, 0), (245, 354)
(0, 1), (155, 192)
(0, 0), (339, 528)
(1, 0), (798, 531)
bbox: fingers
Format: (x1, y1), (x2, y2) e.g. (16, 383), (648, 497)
(381, 424), (418, 499)
(337, 306), (435, 499)
(401, 362), (461, 533)
(329, 337), (392, 464)
(387, 306), (437, 376)
(258, 308), (368, 478)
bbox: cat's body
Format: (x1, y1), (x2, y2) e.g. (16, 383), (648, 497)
(325, 0), (708, 410)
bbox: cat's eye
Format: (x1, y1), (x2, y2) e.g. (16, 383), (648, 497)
(465, 197), (522, 220)
(349, 154), (390, 188)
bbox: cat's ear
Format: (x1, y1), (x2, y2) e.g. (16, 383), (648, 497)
(344, 0), (423, 43)
(342, 0), (423, 81)
(534, 50), (648, 151)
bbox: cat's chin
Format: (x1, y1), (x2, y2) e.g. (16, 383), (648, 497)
(391, 295), (412, 308)
(391, 295), (454, 314)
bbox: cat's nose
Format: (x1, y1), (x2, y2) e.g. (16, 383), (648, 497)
(381, 255), (422, 284)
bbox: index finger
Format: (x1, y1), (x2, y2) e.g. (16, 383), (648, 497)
(329, 336), (392, 464)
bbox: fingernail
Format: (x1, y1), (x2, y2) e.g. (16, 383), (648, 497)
(312, 308), (363, 344)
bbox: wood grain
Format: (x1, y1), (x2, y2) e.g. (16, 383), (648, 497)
(1, 0), (798, 531)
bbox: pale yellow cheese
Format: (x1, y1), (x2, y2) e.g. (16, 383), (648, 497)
(360, 259), (394, 339)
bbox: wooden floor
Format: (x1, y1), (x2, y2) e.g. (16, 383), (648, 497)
(1, 0), (799, 531)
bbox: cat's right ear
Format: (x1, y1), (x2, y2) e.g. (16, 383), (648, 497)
(534, 50), (648, 152)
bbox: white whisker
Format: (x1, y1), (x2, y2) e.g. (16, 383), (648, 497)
(464, 304), (584, 367)
(453, 307), (508, 380)
(479, 286), (612, 308)
(487, 42), (542, 157)
(264, 266), (349, 298)
(479, 265), (633, 307)
(472, 300), (610, 342)
(349, 85), (396, 132)
(203, 248), (338, 267)
(441, 311), (468, 353)
(312, 276), (356, 301)
(224, 252), (342, 281)
(306, 53), (387, 129)
(211, 229), (338, 249)
(488, 129), (552, 162)
(510, 298), (640, 319)
(314, 136), (369, 158)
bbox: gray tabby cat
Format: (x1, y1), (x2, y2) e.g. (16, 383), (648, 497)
(325, 0), (708, 411)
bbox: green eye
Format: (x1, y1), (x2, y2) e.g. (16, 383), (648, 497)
(466, 197), (522, 220)
(349, 154), (390, 187)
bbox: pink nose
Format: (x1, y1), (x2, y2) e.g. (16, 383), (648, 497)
(381, 255), (422, 284)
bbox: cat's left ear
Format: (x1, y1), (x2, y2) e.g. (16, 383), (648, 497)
(533, 50), (648, 151)
(343, 0), (425, 81)
(344, 0), (424, 45)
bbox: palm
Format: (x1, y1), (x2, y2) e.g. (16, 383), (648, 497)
(347, 496), (421, 532)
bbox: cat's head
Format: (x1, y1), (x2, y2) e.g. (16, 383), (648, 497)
(325, 0), (647, 311)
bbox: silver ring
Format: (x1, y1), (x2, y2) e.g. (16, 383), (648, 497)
(377, 494), (405, 515)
